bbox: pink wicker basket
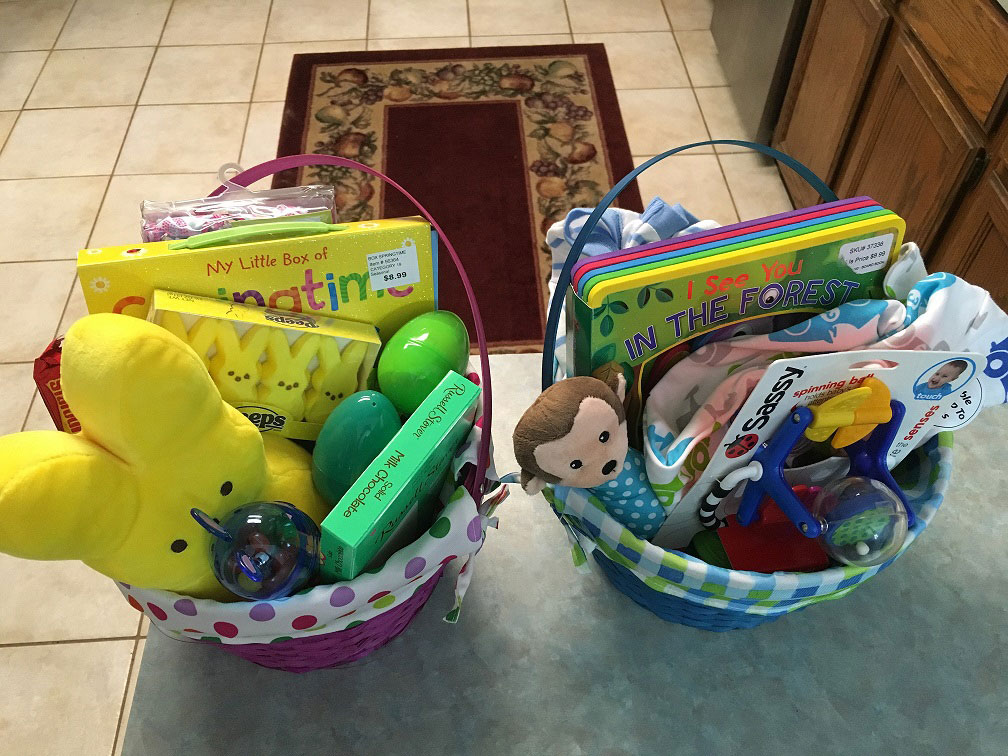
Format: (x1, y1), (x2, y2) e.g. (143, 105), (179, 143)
(212, 569), (445, 673)
(119, 155), (497, 672)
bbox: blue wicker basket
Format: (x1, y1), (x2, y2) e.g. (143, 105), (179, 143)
(537, 140), (950, 631)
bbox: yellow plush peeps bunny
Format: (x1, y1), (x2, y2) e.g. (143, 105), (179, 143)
(0, 314), (328, 600)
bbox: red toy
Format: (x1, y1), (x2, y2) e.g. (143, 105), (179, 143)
(696, 486), (830, 573)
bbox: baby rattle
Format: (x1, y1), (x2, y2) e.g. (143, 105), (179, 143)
(513, 366), (665, 539)
(191, 501), (320, 600)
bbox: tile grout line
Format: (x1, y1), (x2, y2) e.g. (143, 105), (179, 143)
(364, 0), (371, 41)
(663, 9), (742, 224)
(465, 0), (472, 45)
(0, 0), (80, 157)
(0, 635), (138, 649)
(44, 0), (177, 379)
(0, 170), (236, 184)
(16, 101), (271, 112)
(0, 28), (631, 56)
(236, 0), (275, 165)
(10, 0), (81, 433)
(561, 0), (574, 37)
(0, 29), (689, 56)
(15, 41), (258, 53)
(109, 634), (143, 756)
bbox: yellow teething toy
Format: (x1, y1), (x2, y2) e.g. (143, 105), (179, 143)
(806, 377), (893, 448)
(0, 313), (327, 599)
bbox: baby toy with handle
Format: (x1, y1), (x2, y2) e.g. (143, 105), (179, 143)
(697, 398), (914, 569)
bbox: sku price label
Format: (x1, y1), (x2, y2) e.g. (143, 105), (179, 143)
(367, 239), (421, 291)
(839, 233), (894, 274)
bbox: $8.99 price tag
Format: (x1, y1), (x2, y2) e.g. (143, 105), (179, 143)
(367, 239), (421, 291)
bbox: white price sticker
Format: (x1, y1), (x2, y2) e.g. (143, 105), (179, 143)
(367, 239), (420, 291)
(838, 233), (894, 274)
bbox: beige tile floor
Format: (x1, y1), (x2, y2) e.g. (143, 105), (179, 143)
(0, 0), (790, 753)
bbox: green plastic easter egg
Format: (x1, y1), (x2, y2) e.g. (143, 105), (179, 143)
(311, 391), (401, 506)
(377, 310), (470, 416)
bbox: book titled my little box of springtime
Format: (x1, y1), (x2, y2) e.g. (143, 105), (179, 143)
(77, 217), (438, 338)
(566, 211), (906, 435)
(319, 371), (481, 582)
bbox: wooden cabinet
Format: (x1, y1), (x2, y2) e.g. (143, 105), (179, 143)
(775, 0), (890, 208)
(772, 0), (1008, 281)
(931, 161), (1008, 310)
(900, 0), (1008, 130)
(835, 31), (983, 250)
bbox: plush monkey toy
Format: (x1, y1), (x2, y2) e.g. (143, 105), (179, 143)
(513, 368), (666, 539)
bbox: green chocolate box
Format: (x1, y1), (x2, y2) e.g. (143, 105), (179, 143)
(319, 370), (481, 581)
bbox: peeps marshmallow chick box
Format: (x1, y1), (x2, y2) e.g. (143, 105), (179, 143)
(77, 217), (438, 339)
(149, 289), (381, 441)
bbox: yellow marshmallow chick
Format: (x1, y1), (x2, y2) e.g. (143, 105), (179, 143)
(209, 321), (270, 405)
(259, 330), (319, 420)
(158, 311), (216, 371)
(0, 314), (327, 600)
(303, 339), (372, 424)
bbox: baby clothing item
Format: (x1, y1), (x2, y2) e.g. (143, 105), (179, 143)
(578, 447), (665, 539)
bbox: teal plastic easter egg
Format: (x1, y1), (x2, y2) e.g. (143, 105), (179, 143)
(377, 311), (470, 416)
(311, 391), (401, 506)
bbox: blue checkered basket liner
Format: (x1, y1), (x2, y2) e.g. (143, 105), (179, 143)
(542, 433), (951, 627)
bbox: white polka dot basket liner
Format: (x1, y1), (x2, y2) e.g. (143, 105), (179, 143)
(535, 140), (955, 631)
(118, 156), (506, 671)
(120, 424), (499, 661)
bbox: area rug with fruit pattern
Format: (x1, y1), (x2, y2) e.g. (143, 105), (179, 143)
(276, 44), (642, 352)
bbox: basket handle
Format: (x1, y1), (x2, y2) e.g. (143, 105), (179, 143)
(210, 155), (493, 502)
(540, 140), (838, 390)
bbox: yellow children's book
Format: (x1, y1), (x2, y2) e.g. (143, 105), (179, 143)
(78, 218), (437, 339)
(150, 289), (381, 440)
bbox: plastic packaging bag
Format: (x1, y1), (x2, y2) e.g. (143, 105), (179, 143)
(140, 164), (335, 242)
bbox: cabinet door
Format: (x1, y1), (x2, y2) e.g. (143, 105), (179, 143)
(772, 0), (890, 208)
(931, 162), (1008, 311)
(900, 0), (1008, 131)
(835, 31), (983, 252)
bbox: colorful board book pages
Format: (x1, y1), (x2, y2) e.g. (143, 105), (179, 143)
(77, 217), (438, 339)
(319, 370), (481, 581)
(565, 197), (906, 433)
(574, 197), (884, 299)
(149, 289), (381, 440)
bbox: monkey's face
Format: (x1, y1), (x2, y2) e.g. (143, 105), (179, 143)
(532, 396), (628, 489)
